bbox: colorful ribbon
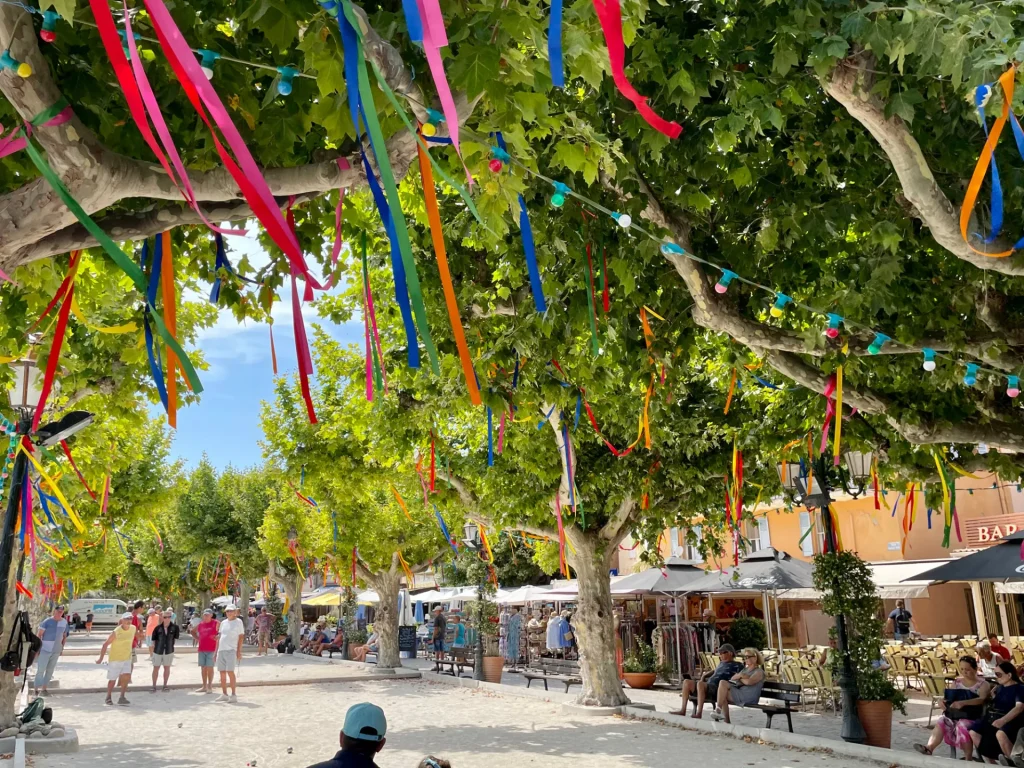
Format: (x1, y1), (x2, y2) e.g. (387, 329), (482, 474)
(32, 251), (81, 432)
(494, 131), (546, 313)
(414, 0), (467, 180)
(19, 444), (84, 533)
(549, 0), (565, 88)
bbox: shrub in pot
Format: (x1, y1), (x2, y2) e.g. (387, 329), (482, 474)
(466, 560), (504, 683)
(727, 616), (767, 652)
(813, 550), (907, 749)
(622, 639), (658, 689)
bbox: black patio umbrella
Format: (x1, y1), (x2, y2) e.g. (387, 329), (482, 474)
(610, 564), (706, 595)
(683, 548), (815, 593)
(911, 530), (1024, 583)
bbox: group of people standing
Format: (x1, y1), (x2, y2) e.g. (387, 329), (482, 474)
(95, 601), (247, 705)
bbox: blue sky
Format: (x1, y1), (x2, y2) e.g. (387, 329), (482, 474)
(168, 231), (361, 471)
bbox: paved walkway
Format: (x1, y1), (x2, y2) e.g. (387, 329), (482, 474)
(32, 678), (872, 768)
(401, 656), (938, 757)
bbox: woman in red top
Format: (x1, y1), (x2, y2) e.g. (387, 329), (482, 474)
(191, 609), (220, 694)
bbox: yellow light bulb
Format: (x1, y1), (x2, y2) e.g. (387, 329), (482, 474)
(16, 63), (31, 78)
(421, 122), (437, 137)
(770, 306), (783, 318)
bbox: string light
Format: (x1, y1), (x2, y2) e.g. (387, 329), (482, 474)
(197, 49), (220, 79)
(550, 181), (570, 208)
(715, 269), (738, 295)
(489, 146), (510, 173)
(0, 49), (30, 77)
(922, 348), (937, 372)
(40, 9), (59, 42)
(1008, 375), (1020, 398)
(276, 66), (298, 96)
(422, 108), (443, 137)
(825, 313), (843, 339)
(612, 212), (632, 229)
(867, 332), (891, 355)
(770, 293), (791, 318)
(964, 363), (979, 386)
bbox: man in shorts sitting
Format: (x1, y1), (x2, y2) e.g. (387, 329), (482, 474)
(150, 610), (180, 692)
(674, 643), (744, 718)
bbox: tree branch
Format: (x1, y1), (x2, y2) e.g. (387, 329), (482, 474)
(545, 403), (575, 508)
(599, 496), (637, 545)
(823, 53), (1024, 276)
(445, 473), (479, 513)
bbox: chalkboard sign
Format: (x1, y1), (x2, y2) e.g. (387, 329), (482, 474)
(398, 625), (417, 654)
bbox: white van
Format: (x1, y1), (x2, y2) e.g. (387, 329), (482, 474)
(67, 598), (128, 627)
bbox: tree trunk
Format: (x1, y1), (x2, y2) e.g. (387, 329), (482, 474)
(567, 530), (629, 707)
(198, 590), (211, 613)
(238, 579), (251, 633)
(280, 571), (303, 646)
(368, 569), (401, 670)
(172, 595), (184, 624)
(0, 552), (24, 727)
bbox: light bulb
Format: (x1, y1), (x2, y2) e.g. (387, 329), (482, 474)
(770, 293), (791, 318)
(550, 192), (565, 207)
(1008, 375), (1020, 398)
(977, 442), (990, 455)
(488, 158), (503, 173)
(616, 213), (632, 228)
(825, 313), (842, 339)
(922, 348), (937, 372)
(964, 363), (979, 387)
(867, 332), (891, 355)
(715, 270), (738, 294)
(421, 122), (437, 137)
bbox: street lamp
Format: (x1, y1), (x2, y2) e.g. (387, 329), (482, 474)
(775, 450), (874, 745)
(0, 356), (93, 632)
(461, 522), (486, 682)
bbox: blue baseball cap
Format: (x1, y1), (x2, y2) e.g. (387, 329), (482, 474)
(342, 703), (387, 742)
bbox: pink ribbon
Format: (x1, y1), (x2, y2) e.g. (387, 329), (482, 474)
(0, 108), (72, 160)
(123, 7), (242, 236)
(331, 157), (351, 263)
(364, 266), (387, 394)
(820, 374), (836, 455)
(363, 282), (373, 401)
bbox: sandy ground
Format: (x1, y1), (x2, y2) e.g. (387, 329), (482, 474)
(26, 679), (868, 768)
(39, 650), (377, 692)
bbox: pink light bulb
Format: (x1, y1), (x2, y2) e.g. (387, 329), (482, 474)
(825, 328), (840, 339)
(714, 282), (728, 294)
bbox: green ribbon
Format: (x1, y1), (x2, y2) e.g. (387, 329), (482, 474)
(361, 233), (384, 395)
(584, 248), (599, 357)
(340, 0), (440, 375)
(20, 131), (204, 394)
(30, 97), (69, 127)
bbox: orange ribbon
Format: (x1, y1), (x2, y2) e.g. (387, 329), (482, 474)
(960, 66), (1017, 257)
(417, 134), (481, 406)
(160, 230), (179, 427)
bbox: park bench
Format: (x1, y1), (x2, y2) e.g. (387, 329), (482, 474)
(435, 647), (474, 677)
(686, 680), (802, 732)
(523, 658), (582, 693)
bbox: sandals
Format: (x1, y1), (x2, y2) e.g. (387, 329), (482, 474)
(914, 745), (933, 756)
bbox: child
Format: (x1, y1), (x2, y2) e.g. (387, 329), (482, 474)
(418, 758), (452, 768)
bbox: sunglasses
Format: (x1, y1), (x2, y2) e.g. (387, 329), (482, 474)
(744, 654), (756, 659)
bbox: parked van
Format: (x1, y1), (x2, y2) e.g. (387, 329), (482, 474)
(67, 598), (128, 627)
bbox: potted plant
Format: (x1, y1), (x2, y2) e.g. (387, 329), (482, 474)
(622, 638), (658, 689)
(813, 550), (907, 748)
(727, 616), (767, 651)
(466, 559), (504, 683)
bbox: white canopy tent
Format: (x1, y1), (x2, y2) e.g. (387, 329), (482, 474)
(495, 585), (556, 604)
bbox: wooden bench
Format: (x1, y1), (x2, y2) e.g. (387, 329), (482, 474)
(687, 680), (801, 732)
(435, 648), (474, 677)
(524, 658), (582, 693)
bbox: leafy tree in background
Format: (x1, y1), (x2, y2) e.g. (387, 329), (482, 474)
(450, 532), (553, 590)
(264, 589), (287, 643)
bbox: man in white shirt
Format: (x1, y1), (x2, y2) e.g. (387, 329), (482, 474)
(214, 605), (245, 703)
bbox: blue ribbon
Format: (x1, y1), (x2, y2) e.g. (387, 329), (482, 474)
(360, 148), (420, 368)
(210, 233), (228, 303)
(548, 0), (564, 88)
(562, 421), (575, 509)
(143, 238), (169, 411)
(331, 509), (339, 553)
(512, 354), (520, 389)
(494, 131), (546, 313)
(975, 85), (1003, 244)
(401, 0), (423, 43)
(537, 403), (556, 429)
(433, 504), (459, 555)
(35, 483), (59, 529)
(487, 407), (494, 467)
(574, 394), (581, 430)
(927, 508), (933, 529)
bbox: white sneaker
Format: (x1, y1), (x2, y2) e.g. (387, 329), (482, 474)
(710, 711), (724, 722)
(229, 694), (237, 703)
(215, 694), (230, 702)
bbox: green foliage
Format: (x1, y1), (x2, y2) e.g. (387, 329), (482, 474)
(623, 638), (657, 674)
(813, 551), (907, 714)
(450, 533), (553, 588)
(264, 589), (287, 640)
(727, 617), (768, 652)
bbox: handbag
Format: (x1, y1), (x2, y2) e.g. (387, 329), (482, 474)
(0, 612), (39, 673)
(945, 687), (984, 721)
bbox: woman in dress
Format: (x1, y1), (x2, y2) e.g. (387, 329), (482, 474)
(970, 661), (1024, 763)
(914, 656), (990, 759)
(714, 647), (765, 724)
(504, 607), (522, 669)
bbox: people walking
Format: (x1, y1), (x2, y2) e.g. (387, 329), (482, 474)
(214, 605), (244, 702)
(255, 607), (274, 656)
(191, 608), (219, 693)
(33, 605), (69, 695)
(96, 613), (136, 706)
(150, 610), (180, 692)
(85, 610), (94, 637)
(431, 607), (447, 664)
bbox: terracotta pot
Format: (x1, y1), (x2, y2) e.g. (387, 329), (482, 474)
(856, 699), (893, 749)
(482, 656), (504, 683)
(622, 672), (657, 689)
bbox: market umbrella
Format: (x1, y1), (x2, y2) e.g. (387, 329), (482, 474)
(495, 585), (555, 604)
(611, 565), (706, 595)
(683, 548), (815, 594)
(912, 530), (1024, 583)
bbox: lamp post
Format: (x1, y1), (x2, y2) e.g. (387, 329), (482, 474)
(461, 522), (486, 682)
(776, 450), (873, 744)
(0, 357), (93, 633)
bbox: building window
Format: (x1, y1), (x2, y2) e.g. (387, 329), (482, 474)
(757, 517), (771, 551)
(684, 526), (703, 562)
(798, 512), (814, 557)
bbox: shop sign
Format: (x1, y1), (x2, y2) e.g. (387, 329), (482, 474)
(964, 514), (1024, 548)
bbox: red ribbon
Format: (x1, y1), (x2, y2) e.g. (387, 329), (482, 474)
(591, 0), (682, 138)
(582, 398), (636, 458)
(61, 440), (96, 500)
(33, 251), (80, 431)
(429, 432), (436, 492)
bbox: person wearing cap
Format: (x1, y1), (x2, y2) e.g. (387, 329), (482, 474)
(191, 608), (219, 693)
(145, 606), (161, 653)
(32, 605), (69, 695)
(214, 604), (244, 702)
(307, 702), (387, 768)
(431, 607), (447, 664)
(150, 610), (180, 692)
(673, 643), (743, 718)
(96, 613), (136, 706)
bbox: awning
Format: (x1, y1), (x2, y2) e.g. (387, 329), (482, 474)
(305, 591), (342, 607)
(495, 585), (555, 604)
(869, 560), (946, 598)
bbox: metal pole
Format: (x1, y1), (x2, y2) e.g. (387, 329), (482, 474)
(762, 590), (773, 652)
(774, 588), (783, 657)
(473, 579), (485, 681)
(817, 453), (866, 744)
(0, 417), (29, 636)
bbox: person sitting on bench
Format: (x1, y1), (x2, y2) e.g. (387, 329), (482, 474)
(713, 647), (765, 723)
(320, 628), (344, 656)
(351, 629), (380, 663)
(674, 644), (743, 718)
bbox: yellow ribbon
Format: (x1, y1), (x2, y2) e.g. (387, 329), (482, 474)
(942, 450), (983, 480)
(724, 368), (737, 414)
(933, 452), (952, 527)
(478, 524), (495, 564)
(833, 366), (843, 464)
(397, 550), (415, 586)
(19, 445), (85, 533)
(70, 293), (137, 334)
(390, 485), (413, 521)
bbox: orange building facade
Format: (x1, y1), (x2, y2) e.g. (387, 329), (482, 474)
(616, 471), (1024, 646)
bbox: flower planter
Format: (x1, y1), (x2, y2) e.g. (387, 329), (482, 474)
(857, 699), (893, 749)
(482, 656), (504, 683)
(622, 672), (657, 689)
